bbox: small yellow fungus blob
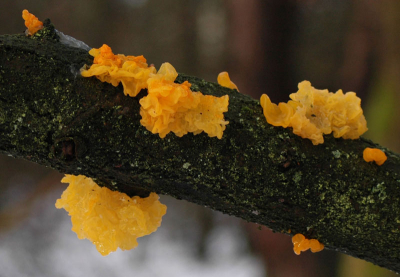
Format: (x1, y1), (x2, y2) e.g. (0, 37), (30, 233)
(292, 233), (324, 255)
(55, 174), (167, 256)
(22, 9), (43, 36)
(81, 44), (156, 97)
(140, 63), (229, 138)
(363, 147), (387, 166)
(309, 239), (324, 253)
(260, 81), (368, 145)
(217, 72), (239, 91)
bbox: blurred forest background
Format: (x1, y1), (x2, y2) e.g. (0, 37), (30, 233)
(1, 0), (400, 276)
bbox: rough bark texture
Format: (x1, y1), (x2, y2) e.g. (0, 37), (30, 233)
(1, 22), (400, 273)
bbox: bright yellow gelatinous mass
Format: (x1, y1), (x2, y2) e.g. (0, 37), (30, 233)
(217, 71), (239, 91)
(81, 44), (229, 139)
(55, 174), (167, 256)
(22, 9), (43, 36)
(140, 63), (229, 139)
(363, 147), (387, 166)
(260, 81), (368, 145)
(81, 44), (156, 97)
(292, 233), (324, 255)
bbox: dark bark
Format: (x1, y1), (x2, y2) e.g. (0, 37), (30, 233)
(1, 22), (400, 273)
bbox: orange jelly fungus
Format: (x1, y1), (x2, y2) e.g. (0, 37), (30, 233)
(260, 81), (368, 145)
(292, 233), (324, 255)
(55, 174), (167, 256)
(217, 71), (239, 91)
(363, 147), (387, 166)
(81, 44), (156, 97)
(140, 63), (229, 138)
(81, 44), (229, 139)
(22, 9), (43, 36)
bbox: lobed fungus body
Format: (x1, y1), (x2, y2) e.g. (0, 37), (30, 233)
(260, 81), (368, 145)
(22, 9), (43, 36)
(363, 147), (387, 166)
(81, 44), (156, 97)
(292, 234), (324, 255)
(55, 175), (167, 256)
(217, 71), (239, 91)
(81, 45), (229, 139)
(140, 63), (229, 138)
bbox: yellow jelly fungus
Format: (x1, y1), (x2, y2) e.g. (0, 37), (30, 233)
(81, 44), (157, 97)
(140, 63), (229, 138)
(81, 44), (229, 139)
(309, 239), (324, 253)
(292, 233), (324, 255)
(22, 9), (43, 36)
(55, 174), (167, 256)
(217, 71), (239, 91)
(260, 81), (368, 145)
(363, 147), (387, 166)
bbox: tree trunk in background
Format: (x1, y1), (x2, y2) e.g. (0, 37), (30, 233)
(228, 1), (297, 102)
(339, 0), (378, 101)
(374, 1), (400, 152)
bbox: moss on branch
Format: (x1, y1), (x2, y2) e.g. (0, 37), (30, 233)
(1, 22), (400, 273)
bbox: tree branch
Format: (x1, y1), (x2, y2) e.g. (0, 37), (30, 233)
(1, 22), (400, 273)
